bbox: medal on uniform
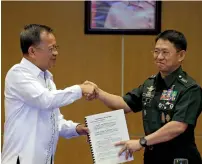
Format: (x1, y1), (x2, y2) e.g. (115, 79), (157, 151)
(166, 114), (171, 122)
(161, 89), (172, 100)
(160, 90), (168, 100)
(169, 103), (174, 109)
(170, 91), (177, 101)
(158, 103), (163, 109)
(169, 85), (177, 101)
(160, 85), (178, 101)
(144, 110), (147, 116)
(161, 112), (165, 123)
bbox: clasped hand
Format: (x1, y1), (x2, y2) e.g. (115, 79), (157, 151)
(79, 81), (99, 100)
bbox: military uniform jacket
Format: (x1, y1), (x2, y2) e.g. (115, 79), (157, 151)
(123, 67), (202, 163)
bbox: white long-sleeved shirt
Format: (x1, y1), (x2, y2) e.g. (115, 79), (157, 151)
(2, 58), (82, 164)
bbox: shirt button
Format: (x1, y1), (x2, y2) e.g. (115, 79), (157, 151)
(178, 75), (182, 78)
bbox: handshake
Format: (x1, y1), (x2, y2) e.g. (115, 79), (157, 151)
(79, 81), (99, 101)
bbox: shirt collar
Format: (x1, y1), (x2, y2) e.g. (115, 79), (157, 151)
(156, 66), (183, 88)
(20, 57), (53, 79)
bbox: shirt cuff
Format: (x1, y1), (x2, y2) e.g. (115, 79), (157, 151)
(66, 85), (82, 100)
(75, 85), (82, 99)
(69, 122), (80, 138)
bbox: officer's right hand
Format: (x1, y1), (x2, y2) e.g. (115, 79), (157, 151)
(82, 81), (99, 100)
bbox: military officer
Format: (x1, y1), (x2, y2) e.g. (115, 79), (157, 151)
(85, 30), (202, 164)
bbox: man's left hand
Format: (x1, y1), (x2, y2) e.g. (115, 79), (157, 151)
(76, 124), (89, 135)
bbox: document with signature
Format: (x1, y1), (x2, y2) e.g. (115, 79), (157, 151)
(85, 109), (134, 164)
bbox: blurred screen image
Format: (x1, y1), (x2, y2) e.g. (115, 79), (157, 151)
(91, 1), (156, 30)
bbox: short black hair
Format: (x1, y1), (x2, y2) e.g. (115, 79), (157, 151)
(155, 30), (187, 51)
(20, 24), (53, 54)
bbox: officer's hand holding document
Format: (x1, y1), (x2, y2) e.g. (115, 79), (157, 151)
(85, 109), (134, 164)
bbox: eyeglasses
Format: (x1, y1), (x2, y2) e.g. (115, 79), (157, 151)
(151, 49), (180, 58)
(151, 49), (171, 58)
(48, 45), (59, 53)
(35, 45), (59, 53)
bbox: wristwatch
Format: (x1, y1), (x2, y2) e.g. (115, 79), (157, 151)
(139, 137), (147, 147)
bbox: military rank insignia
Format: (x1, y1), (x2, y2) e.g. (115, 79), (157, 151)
(146, 86), (155, 98)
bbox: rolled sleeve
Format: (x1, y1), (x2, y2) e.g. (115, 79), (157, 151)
(123, 85), (143, 113)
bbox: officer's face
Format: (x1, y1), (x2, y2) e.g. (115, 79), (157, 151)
(153, 39), (185, 75)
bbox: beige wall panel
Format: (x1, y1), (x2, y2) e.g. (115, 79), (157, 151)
(2, 1), (202, 163)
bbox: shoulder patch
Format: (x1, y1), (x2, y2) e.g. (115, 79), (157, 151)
(178, 75), (188, 83)
(177, 74), (196, 88)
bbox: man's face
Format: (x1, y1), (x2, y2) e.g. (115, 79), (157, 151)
(33, 31), (58, 71)
(153, 39), (183, 75)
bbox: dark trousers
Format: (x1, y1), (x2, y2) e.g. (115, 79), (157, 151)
(144, 146), (202, 164)
(144, 148), (173, 164)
